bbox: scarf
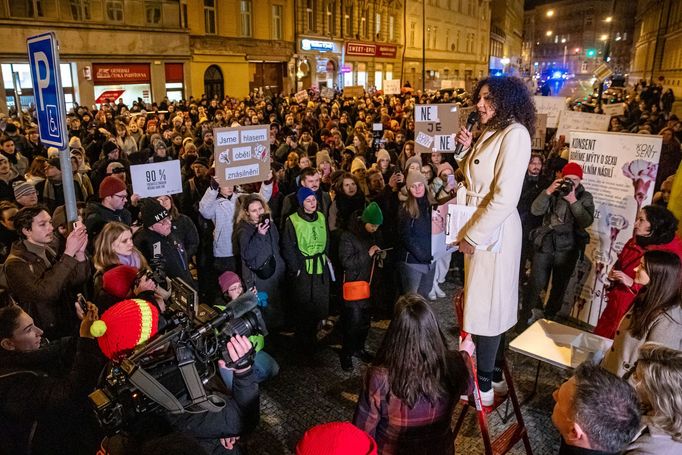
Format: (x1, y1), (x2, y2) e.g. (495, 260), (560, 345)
(117, 252), (142, 269)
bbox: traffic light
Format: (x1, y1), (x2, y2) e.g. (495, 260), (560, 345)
(586, 48), (597, 58)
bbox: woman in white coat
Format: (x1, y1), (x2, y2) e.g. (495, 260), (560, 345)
(454, 77), (535, 406)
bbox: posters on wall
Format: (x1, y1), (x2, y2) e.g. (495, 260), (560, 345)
(213, 125), (271, 186)
(130, 160), (182, 198)
(556, 110), (611, 140)
(562, 131), (662, 326)
(414, 104), (461, 155)
(534, 96), (567, 128)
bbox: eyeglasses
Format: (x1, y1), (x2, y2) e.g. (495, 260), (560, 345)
(111, 167), (126, 174)
(113, 193), (127, 200)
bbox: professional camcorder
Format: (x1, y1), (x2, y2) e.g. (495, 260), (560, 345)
(554, 178), (575, 197)
(89, 278), (268, 433)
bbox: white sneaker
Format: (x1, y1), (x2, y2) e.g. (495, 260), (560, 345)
(428, 290), (437, 301)
(433, 283), (446, 298)
(493, 379), (508, 395)
(479, 388), (495, 407)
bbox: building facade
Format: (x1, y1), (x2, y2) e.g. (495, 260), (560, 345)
(186, 0), (295, 99)
(631, 0), (682, 96)
(489, 0), (523, 76)
(521, 0), (635, 80)
(403, 0), (491, 91)
(0, 0), (190, 112)
(293, 0), (402, 91)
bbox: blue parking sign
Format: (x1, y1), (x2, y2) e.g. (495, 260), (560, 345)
(27, 32), (68, 148)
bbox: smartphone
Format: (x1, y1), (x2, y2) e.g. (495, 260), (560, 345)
(447, 174), (456, 187)
(258, 213), (270, 225)
(77, 293), (88, 314)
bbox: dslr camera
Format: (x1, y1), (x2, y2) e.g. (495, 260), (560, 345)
(554, 178), (575, 197)
(89, 278), (268, 434)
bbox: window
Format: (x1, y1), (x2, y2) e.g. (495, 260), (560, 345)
(69, 0), (91, 20)
(375, 13), (381, 39)
(204, 0), (216, 34)
(445, 29), (449, 49)
(325, 1), (336, 35)
(240, 0), (252, 37)
(9, 0), (50, 18)
(343, 63), (353, 87)
(426, 26), (431, 49)
(410, 21), (415, 47)
(361, 5), (369, 38)
(306, 0), (316, 32)
(181, 0), (187, 27)
(389, 15), (395, 41)
(145, 1), (162, 25)
(456, 31), (460, 51)
(357, 63), (367, 87)
(105, 0), (123, 21)
(433, 26), (438, 49)
(166, 82), (184, 102)
(3, 63), (75, 111)
(374, 64), (383, 90)
(344, 2), (353, 36)
(272, 4), (283, 39)
(385, 64), (393, 81)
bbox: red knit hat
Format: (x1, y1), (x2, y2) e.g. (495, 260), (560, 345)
(295, 422), (378, 455)
(91, 299), (159, 360)
(562, 162), (584, 180)
(218, 271), (241, 294)
(102, 265), (139, 299)
(99, 175), (128, 199)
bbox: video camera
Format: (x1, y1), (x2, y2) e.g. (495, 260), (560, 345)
(89, 277), (268, 434)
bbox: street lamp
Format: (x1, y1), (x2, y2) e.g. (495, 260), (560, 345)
(546, 30), (553, 36)
(546, 10), (554, 17)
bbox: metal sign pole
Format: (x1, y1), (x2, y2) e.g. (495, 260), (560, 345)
(27, 32), (77, 224)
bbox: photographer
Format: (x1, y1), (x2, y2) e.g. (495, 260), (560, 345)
(0, 303), (105, 454)
(93, 298), (260, 454)
(521, 162), (595, 325)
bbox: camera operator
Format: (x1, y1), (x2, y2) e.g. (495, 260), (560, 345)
(521, 162), (595, 326)
(0, 302), (105, 455)
(93, 299), (260, 454)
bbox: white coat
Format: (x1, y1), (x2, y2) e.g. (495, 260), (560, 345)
(458, 122), (531, 336)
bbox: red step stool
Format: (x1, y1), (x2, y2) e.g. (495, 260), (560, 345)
(453, 293), (533, 455)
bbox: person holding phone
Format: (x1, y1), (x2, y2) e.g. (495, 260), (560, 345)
(234, 193), (285, 329)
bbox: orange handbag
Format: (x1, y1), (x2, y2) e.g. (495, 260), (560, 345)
(342, 257), (375, 302)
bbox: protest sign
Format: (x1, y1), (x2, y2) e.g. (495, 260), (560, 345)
(320, 87), (335, 100)
(534, 96), (567, 128)
(562, 131), (662, 326)
(343, 85), (364, 98)
(414, 104), (461, 154)
(602, 103), (625, 117)
(383, 79), (401, 95)
(532, 114), (548, 150)
(213, 125), (270, 186)
(130, 160), (182, 198)
(556, 110), (610, 140)
(294, 90), (309, 103)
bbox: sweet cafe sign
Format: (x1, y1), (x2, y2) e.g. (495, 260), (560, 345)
(345, 42), (397, 59)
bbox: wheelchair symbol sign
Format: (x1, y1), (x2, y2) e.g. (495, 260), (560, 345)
(27, 32), (67, 148)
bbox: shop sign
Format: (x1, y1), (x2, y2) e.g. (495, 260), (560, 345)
(345, 42), (397, 59)
(95, 90), (125, 104)
(340, 65), (352, 74)
(301, 39), (335, 52)
(93, 63), (151, 84)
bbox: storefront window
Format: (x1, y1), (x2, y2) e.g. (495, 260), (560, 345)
(3, 63), (75, 111)
(166, 82), (184, 101)
(385, 64), (393, 81)
(374, 64), (383, 90)
(343, 63), (353, 88)
(357, 63), (367, 88)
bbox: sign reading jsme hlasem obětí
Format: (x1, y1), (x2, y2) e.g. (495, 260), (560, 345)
(213, 125), (271, 186)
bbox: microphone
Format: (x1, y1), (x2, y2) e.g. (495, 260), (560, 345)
(454, 111), (480, 156)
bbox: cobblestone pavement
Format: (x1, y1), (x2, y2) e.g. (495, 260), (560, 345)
(245, 281), (571, 454)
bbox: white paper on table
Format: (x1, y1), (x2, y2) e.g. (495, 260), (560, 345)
(445, 203), (503, 253)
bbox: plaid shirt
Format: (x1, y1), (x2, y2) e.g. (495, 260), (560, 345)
(353, 367), (456, 455)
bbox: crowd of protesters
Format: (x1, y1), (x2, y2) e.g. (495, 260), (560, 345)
(0, 74), (680, 454)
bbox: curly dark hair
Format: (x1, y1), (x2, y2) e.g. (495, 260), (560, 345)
(472, 76), (536, 136)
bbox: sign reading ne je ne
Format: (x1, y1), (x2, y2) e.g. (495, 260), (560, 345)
(214, 125), (270, 186)
(414, 104), (461, 154)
